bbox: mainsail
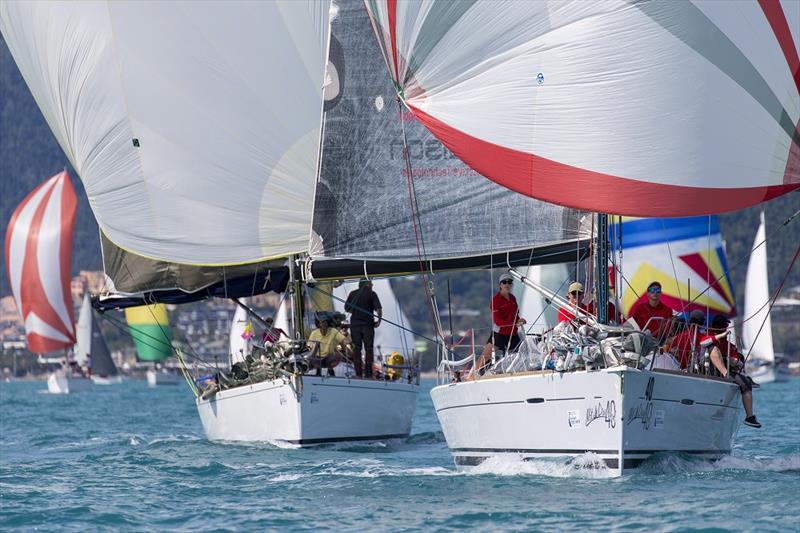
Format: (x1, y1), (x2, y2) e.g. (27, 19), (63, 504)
(312, 0), (587, 261)
(364, 1), (800, 215)
(742, 212), (774, 363)
(610, 216), (736, 318)
(124, 305), (172, 362)
(4, 171), (77, 353)
(76, 291), (118, 376)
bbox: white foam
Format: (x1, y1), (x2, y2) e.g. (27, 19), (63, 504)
(468, 453), (615, 479)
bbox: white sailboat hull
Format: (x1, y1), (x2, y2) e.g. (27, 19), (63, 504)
(196, 376), (418, 445)
(147, 370), (180, 387)
(47, 372), (95, 394)
(92, 375), (123, 385)
(431, 368), (742, 475)
(747, 363), (776, 385)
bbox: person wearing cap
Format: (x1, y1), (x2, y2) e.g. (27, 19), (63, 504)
(307, 317), (352, 377)
(261, 316), (287, 344)
(699, 315), (760, 427)
(557, 281), (594, 323)
(345, 279), (382, 378)
(628, 281), (674, 340)
(467, 273), (526, 380)
(665, 309), (705, 369)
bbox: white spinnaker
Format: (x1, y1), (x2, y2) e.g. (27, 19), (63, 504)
(0, 1), (330, 265)
(334, 280), (415, 356)
(75, 292), (93, 366)
(229, 302), (249, 365)
(742, 212), (774, 363)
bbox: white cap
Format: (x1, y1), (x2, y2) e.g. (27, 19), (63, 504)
(499, 273), (514, 283)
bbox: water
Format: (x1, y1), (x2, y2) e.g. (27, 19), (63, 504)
(1, 378), (798, 532)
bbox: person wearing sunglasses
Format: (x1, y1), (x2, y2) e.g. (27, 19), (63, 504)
(628, 281), (675, 340)
(557, 281), (594, 323)
(466, 273), (526, 380)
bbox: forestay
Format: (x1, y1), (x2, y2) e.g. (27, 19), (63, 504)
(365, 0), (800, 216)
(4, 171), (77, 353)
(312, 0), (587, 261)
(0, 1), (330, 265)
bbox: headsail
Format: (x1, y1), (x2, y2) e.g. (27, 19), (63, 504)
(610, 217), (736, 319)
(742, 212), (774, 363)
(0, 1), (331, 265)
(124, 305), (172, 363)
(4, 171), (77, 353)
(365, 1), (800, 216)
(312, 0), (587, 262)
(76, 291), (118, 376)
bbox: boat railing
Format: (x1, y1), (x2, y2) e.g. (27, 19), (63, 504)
(435, 317), (739, 384)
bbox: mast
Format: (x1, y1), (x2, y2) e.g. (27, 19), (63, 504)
(289, 256), (305, 339)
(595, 213), (609, 325)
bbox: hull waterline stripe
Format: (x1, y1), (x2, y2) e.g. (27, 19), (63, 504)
(281, 432), (409, 446)
(451, 448), (731, 455)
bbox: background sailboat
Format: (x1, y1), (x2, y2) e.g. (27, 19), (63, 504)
(4, 170), (92, 393)
(76, 290), (121, 384)
(742, 212), (780, 384)
(124, 305), (177, 386)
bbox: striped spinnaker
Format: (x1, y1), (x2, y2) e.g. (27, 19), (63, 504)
(4, 171), (77, 353)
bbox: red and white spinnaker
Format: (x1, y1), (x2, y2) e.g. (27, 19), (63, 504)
(4, 171), (77, 353)
(365, 0), (800, 216)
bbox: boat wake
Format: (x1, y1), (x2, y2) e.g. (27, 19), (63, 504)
(637, 452), (800, 475)
(468, 453), (615, 479)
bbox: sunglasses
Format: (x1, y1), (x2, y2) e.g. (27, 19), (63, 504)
(570, 291), (583, 296)
(648, 287), (662, 294)
(500, 280), (513, 285)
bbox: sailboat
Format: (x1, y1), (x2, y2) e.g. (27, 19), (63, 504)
(76, 290), (122, 385)
(4, 0), (796, 462)
(360, 1), (799, 475)
(3, 170), (92, 394)
(742, 213), (778, 384)
(124, 305), (178, 386)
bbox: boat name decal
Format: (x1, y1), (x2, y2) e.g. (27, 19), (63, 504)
(585, 400), (616, 428)
(627, 401), (654, 430)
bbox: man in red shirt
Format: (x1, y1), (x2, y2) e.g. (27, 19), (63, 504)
(467, 273), (526, 380)
(665, 310), (705, 369)
(701, 315), (761, 428)
(557, 282), (593, 323)
(628, 281), (674, 341)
